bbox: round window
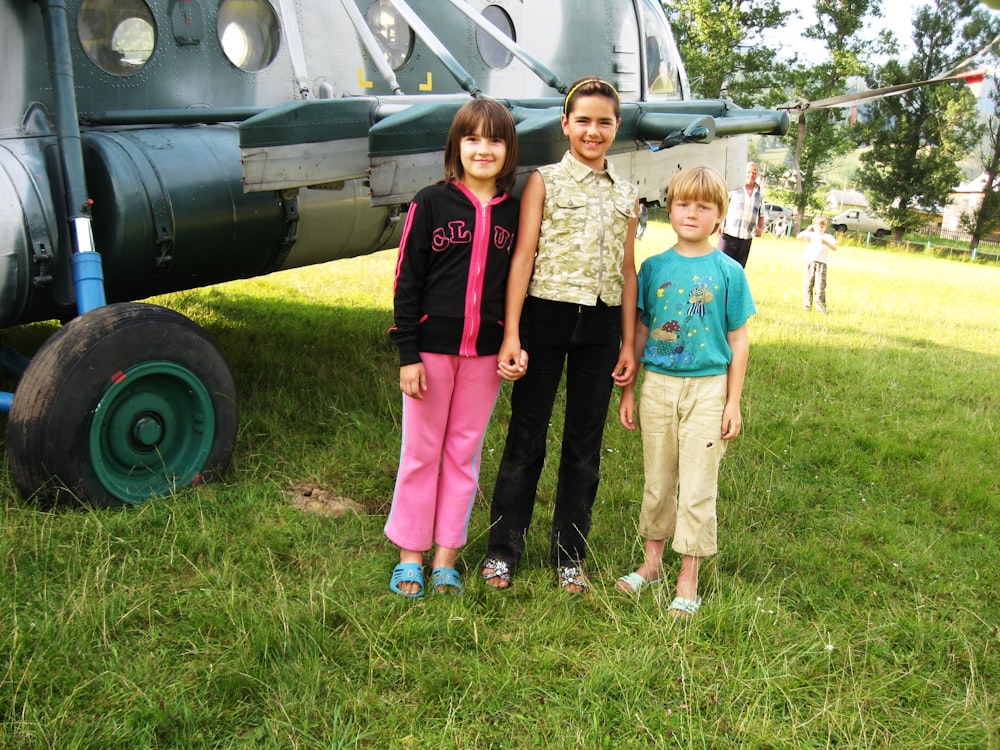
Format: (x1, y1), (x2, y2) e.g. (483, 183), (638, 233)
(476, 6), (515, 70)
(364, 0), (413, 70)
(78, 0), (156, 76)
(218, 0), (281, 72)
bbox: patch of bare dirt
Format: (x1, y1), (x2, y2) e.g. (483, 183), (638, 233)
(286, 484), (365, 517)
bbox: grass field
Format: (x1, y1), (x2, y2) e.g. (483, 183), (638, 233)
(1, 220), (998, 748)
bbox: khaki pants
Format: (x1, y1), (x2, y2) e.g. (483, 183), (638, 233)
(638, 371), (728, 557)
(803, 260), (828, 311)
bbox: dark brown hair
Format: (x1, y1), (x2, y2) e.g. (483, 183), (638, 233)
(562, 77), (621, 118)
(443, 98), (520, 195)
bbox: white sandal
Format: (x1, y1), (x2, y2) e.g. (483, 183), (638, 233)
(617, 571), (662, 593)
(669, 596), (702, 616)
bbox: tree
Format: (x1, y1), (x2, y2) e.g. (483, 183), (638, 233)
(661, 0), (792, 106)
(782, 0), (891, 232)
(961, 84), (1000, 255)
(855, 0), (1000, 240)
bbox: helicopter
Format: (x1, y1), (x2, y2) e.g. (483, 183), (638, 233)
(0, 0), (789, 507)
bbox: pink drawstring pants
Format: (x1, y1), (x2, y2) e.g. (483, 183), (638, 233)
(384, 352), (501, 551)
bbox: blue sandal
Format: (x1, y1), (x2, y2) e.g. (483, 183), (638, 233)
(431, 566), (464, 594)
(389, 563), (424, 598)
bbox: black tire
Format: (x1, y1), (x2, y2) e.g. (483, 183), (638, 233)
(874, 229), (889, 238)
(7, 303), (238, 507)
(832, 224), (847, 233)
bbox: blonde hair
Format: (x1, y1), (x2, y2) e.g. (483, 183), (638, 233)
(665, 166), (729, 219)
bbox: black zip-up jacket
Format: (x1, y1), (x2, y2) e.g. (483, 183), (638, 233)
(389, 180), (519, 366)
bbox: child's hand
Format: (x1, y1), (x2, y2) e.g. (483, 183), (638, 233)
(721, 402), (742, 439)
(612, 350), (637, 388)
(498, 349), (528, 381)
(400, 363), (427, 399)
(619, 388), (637, 430)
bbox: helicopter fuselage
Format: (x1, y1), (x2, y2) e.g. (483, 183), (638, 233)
(0, 0), (787, 505)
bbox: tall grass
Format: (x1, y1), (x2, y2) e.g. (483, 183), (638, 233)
(1, 223), (998, 748)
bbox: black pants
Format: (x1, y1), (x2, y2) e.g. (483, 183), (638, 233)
(719, 232), (753, 267)
(487, 296), (621, 569)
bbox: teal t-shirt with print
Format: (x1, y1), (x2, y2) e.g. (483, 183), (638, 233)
(637, 248), (756, 377)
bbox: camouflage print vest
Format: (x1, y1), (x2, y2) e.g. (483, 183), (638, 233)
(528, 151), (638, 306)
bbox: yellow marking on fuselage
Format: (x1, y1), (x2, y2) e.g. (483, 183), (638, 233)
(419, 72), (433, 91)
(358, 69), (373, 88)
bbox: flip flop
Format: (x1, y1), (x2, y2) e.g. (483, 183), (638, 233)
(431, 566), (464, 594)
(617, 571), (662, 593)
(556, 565), (590, 593)
(389, 562), (424, 598)
(669, 596), (702, 617)
(481, 557), (512, 589)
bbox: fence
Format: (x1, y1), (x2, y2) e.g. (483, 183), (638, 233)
(936, 228), (1000, 249)
(849, 231), (1000, 262)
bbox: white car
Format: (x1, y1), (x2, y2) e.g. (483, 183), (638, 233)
(764, 203), (793, 235)
(830, 209), (891, 237)
(764, 203), (793, 220)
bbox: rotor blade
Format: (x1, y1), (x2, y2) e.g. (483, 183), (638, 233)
(781, 69), (990, 113)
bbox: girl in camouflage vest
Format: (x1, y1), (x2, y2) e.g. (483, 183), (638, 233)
(482, 78), (639, 593)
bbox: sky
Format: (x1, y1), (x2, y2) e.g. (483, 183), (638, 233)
(770, 0), (925, 63)
(769, 0), (998, 109)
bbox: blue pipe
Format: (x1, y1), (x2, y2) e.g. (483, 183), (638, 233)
(0, 347), (29, 377)
(39, 0), (107, 314)
(71, 238), (107, 313)
(0, 347), (28, 412)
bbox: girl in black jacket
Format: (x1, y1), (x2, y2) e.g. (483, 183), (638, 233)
(385, 99), (526, 597)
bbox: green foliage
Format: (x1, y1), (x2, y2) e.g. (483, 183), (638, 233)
(781, 0), (889, 231)
(855, 0), (1000, 236)
(960, 86), (1000, 249)
(660, 0), (792, 105)
(2, 230), (999, 748)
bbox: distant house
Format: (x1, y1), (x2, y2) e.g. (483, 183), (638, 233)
(933, 172), (1000, 245)
(825, 189), (868, 212)
(913, 208), (943, 235)
(942, 172), (999, 234)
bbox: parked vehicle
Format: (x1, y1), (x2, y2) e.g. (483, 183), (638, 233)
(764, 203), (794, 236)
(830, 209), (891, 237)
(765, 202), (793, 220)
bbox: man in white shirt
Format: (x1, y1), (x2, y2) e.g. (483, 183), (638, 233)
(718, 162), (764, 268)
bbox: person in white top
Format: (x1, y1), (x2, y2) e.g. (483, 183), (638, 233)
(717, 162), (764, 267)
(797, 215), (838, 313)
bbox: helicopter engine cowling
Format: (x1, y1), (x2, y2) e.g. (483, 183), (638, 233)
(0, 125), (403, 327)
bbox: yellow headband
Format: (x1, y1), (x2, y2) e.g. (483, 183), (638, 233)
(563, 78), (620, 114)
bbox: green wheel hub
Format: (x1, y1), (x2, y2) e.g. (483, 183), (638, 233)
(89, 360), (216, 504)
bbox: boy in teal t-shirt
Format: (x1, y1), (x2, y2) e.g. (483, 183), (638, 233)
(617, 166), (755, 617)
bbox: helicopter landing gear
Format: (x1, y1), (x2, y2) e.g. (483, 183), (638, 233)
(6, 303), (238, 507)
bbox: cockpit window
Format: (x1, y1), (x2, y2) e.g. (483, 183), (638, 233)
(477, 5), (515, 70)
(365, 0), (414, 70)
(639, 0), (684, 98)
(78, 0), (156, 76)
(218, 0), (281, 72)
